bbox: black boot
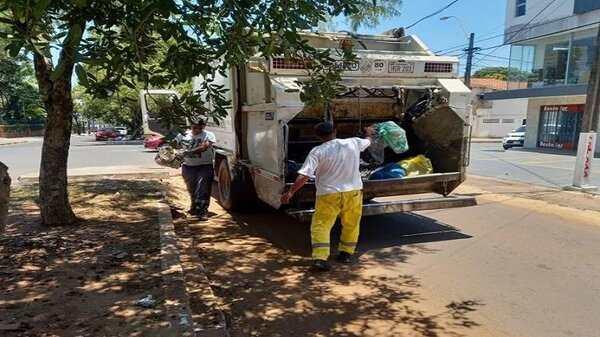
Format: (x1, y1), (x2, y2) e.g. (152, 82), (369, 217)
(313, 259), (332, 271)
(337, 252), (352, 264)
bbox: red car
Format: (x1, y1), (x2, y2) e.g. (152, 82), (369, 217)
(144, 133), (166, 150)
(95, 127), (119, 141)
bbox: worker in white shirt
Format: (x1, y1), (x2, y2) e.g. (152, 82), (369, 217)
(281, 122), (374, 271)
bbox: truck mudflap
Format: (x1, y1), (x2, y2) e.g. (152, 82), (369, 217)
(285, 195), (477, 222)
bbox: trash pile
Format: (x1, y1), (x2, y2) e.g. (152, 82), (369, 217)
(363, 121), (434, 180)
(154, 145), (185, 168)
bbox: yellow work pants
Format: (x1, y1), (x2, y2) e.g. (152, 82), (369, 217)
(311, 190), (363, 261)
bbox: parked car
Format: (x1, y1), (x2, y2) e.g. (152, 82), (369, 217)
(144, 133), (166, 150)
(115, 126), (128, 136)
(502, 125), (526, 150)
(95, 127), (120, 141)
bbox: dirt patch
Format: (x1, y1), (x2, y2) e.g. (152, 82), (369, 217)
(0, 180), (169, 337)
(164, 177), (483, 337)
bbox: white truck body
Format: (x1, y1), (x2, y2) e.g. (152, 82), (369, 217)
(145, 32), (477, 219)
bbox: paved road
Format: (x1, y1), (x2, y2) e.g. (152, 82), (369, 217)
(0, 135), (157, 179)
(3, 136), (600, 336)
(468, 142), (600, 189)
(178, 176), (600, 337)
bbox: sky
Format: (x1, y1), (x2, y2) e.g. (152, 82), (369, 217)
(338, 0), (512, 75)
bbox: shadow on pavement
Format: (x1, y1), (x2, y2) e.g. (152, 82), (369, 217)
(165, 179), (482, 336)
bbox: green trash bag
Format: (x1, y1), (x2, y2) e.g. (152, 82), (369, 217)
(398, 155), (433, 176)
(376, 121), (409, 154)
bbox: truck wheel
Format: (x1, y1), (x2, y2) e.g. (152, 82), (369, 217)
(217, 160), (256, 211)
(503, 144), (510, 150)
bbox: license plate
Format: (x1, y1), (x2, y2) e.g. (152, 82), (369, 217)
(388, 61), (414, 73)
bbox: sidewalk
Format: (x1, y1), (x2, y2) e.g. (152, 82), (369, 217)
(470, 137), (502, 143)
(458, 174), (600, 213)
(0, 137), (42, 146)
(17, 165), (174, 184)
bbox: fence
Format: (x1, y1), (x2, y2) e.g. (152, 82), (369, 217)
(0, 122), (45, 138)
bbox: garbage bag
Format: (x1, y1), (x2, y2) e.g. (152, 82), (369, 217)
(368, 163), (406, 180)
(398, 155), (433, 176)
(155, 145), (184, 168)
(366, 131), (385, 164)
(376, 121), (409, 154)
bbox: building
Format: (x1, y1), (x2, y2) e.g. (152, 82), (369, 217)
(469, 78), (527, 138)
(485, 0), (599, 152)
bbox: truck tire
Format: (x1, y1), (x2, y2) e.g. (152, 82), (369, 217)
(503, 144), (511, 150)
(217, 160), (256, 211)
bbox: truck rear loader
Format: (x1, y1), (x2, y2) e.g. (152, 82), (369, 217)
(141, 31), (477, 220)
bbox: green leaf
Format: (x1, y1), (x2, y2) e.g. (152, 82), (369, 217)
(122, 78), (136, 89)
(53, 31), (68, 40)
(33, 0), (51, 19)
(75, 64), (89, 86)
(62, 24), (83, 48)
(6, 40), (25, 57)
(71, 0), (87, 7)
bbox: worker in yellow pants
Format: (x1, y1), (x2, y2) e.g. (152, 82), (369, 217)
(311, 190), (363, 261)
(281, 122), (374, 271)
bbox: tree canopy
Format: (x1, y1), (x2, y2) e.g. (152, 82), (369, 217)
(473, 66), (531, 82)
(0, 0), (403, 225)
(0, 50), (44, 122)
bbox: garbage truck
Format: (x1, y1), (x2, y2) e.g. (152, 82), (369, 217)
(141, 31), (477, 220)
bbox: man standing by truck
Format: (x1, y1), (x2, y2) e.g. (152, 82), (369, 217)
(181, 119), (216, 221)
(281, 122), (374, 271)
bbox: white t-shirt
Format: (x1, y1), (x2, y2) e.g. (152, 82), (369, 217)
(181, 130), (216, 166)
(297, 137), (371, 196)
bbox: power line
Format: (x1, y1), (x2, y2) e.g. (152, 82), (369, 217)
(472, 0), (559, 67)
(406, 0), (461, 30)
(435, 0), (567, 55)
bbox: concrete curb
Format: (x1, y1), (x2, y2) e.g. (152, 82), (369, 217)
(17, 171), (170, 185)
(106, 140), (144, 145)
(176, 223), (230, 337)
(470, 138), (502, 143)
(0, 140), (27, 146)
(157, 194), (196, 337)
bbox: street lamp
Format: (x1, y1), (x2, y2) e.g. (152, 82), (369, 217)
(439, 16), (476, 88)
(439, 16), (469, 40)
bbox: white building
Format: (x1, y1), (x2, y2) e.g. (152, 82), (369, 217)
(485, 0), (599, 152)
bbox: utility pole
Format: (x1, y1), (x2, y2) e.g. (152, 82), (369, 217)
(569, 26), (600, 191)
(464, 32), (476, 88)
(439, 16), (479, 88)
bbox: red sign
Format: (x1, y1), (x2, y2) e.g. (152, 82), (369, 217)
(541, 104), (585, 113)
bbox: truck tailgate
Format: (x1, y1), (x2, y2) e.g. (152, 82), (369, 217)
(286, 195), (477, 222)
(292, 172), (465, 203)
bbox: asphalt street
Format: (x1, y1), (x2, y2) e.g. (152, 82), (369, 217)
(0, 135), (157, 179)
(467, 142), (600, 189)
(2, 136), (600, 336)
(2, 137), (599, 191)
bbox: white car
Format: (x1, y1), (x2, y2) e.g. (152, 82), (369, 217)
(502, 125), (526, 150)
(115, 126), (128, 136)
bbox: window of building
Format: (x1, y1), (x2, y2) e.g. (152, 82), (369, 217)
(538, 105), (584, 150)
(502, 119), (515, 124)
(508, 28), (597, 88)
(516, 0), (526, 17)
(543, 40), (570, 86)
(508, 44), (535, 86)
(574, 0), (600, 14)
(568, 30), (598, 85)
(482, 119), (500, 124)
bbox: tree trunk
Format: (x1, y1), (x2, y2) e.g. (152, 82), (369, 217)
(0, 161), (10, 235)
(34, 49), (78, 226)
